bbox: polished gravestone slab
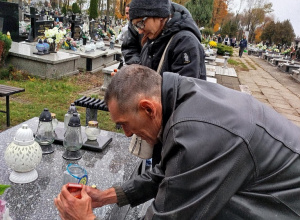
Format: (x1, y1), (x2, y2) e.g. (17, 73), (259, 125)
(0, 117), (141, 220)
(8, 42), (80, 78)
(60, 48), (109, 73)
(291, 69), (300, 82)
(265, 54), (283, 62)
(0, 2), (19, 42)
(269, 58), (291, 66)
(215, 66), (237, 77)
(278, 63), (300, 74)
(248, 49), (263, 57)
(60, 47), (121, 73)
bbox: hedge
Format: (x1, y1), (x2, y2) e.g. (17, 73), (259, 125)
(217, 43), (233, 56)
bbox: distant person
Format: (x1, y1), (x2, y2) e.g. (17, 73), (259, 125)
(223, 35), (230, 46)
(117, 4), (130, 44)
(217, 34), (222, 43)
(290, 46), (296, 60)
(120, 3), (143, 65)
(109, 34), (115, 49)
(239, 35), (247, 58)
(231, 37), (236, 47)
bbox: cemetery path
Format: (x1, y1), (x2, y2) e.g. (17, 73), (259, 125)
(230, 50), (300, 127)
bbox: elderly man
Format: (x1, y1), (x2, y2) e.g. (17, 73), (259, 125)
(55, 65), (300, 219)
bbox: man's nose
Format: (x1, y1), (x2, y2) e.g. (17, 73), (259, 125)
(122, 126), (133, 137)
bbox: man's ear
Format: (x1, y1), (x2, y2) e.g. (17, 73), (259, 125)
(139, 99), (155, 118)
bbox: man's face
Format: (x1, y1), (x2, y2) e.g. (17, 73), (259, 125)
(108, 99), (161, 145)
(125, 6), (130, 20)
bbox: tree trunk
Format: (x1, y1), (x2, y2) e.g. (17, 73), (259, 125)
(106, 0), (110, 25)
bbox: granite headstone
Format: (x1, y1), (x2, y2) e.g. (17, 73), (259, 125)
(0, 2), (19, 41)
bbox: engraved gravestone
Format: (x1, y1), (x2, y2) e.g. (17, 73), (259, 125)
(35, 20), (54, 38)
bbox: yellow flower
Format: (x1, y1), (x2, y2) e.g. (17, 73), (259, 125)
(209, 41), (217, 48)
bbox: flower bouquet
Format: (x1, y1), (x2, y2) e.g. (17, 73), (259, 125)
(62, 37), (78, 51)
(98, 28), (106, 39)
(44, 27), (66, 52)
(283, 48), (291, 55)
(209, 41), (217, 48)
(107, 27), (116, 38)
(0, 184), (11, 220)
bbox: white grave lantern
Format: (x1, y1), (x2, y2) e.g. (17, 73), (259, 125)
(4, 124), (42, 183)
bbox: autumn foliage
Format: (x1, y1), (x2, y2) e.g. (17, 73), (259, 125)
(115, 0), (131, 19)
(254, 27), (263, 43)
(211, 0), (228, 32)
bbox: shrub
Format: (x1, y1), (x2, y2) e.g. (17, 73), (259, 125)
(89, 0), (98, 19)
(0, 65), (31, 81)
(217, 43), (233, 56)
(0, 67), (10, 79)
(72, 3), (81, 14)
(0, 32), (12, 67)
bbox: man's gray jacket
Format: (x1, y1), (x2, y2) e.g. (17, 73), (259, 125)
(119, 72), (300, 219)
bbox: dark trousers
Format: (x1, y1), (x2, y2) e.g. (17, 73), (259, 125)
(239, 47), (245, 57)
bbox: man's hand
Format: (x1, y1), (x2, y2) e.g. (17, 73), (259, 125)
(86, 187), (118, 208)
(54, 185), (96, 220)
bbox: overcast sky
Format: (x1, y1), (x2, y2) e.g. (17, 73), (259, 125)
(230, 0), (300, 37)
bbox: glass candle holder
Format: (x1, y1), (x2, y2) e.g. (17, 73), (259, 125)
(63, 113), (83, 160)
(63, 163), (88, 185)
(35, 108), (55, 154)
(64, 103), (80, 132)
(85, 121), (100, 141)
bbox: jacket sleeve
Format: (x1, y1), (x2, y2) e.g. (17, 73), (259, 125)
(121, 23), (142, 65)
(164, 32), (206, 80)
(120, 163), (165, 206)
(144, 122), (254, 219)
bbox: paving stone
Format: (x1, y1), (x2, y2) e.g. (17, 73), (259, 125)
(274, 107), (299, 116)
(267, 98), (289, 105)
(281, 92), (300, 100)
(260, 88), (280, 96)
(283, 114), (300, 122)
(256, 98), (268, 103)
(247, 85), (261, 92)
(239, 85), (252, 95)
(255, 81), (272, 87)
(251, 92), (267, 100)
(264, 94), (286, 101)
(291, 120), (300, 128)
(287, 100), (300, 109)
(271, 102), (293, 110)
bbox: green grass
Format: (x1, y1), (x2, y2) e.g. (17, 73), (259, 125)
(0, 70), (122, 133)
(228, 59), (240, 66)
(245, 60), (257, 70)
(228, 58), (249, 71)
